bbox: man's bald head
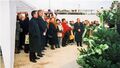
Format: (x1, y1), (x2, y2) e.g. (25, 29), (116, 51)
(77, 18), (80, 23)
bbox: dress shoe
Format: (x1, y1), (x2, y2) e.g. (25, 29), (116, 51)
(42, 53), (45, 55)
(45, 45), (49, 47)
(43, 48), (46, 50)
(35, 57), (40, 59)
(30, 60), (37, 63)
(37, 54), (43, 57)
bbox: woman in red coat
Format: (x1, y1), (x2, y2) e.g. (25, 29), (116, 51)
(61, 18), (71, 47)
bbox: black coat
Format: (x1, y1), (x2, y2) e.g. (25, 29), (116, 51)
(37, 17), (47, 45)
(29, 18), (41, 52)
(74, 22), (84, 42)
(19, 19), (29, 45)
(47, 23), (58, 45)
(19, 18), (29, 34)
(37, 17), (47, 34)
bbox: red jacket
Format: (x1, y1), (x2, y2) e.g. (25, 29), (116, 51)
(61, 22), (71, 37)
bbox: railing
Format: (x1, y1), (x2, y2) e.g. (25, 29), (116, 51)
(54, 9), (97, 15)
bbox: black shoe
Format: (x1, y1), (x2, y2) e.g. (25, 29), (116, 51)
(51, 47), (55, 50)
(30, 60), (37, 63)
(37, 54), (43, 57)
(45, 45), (49, 47)
(56, 46), (60, 48)
(24, 51), (29, 53)
(15, 51), (20, 54)
(41, 53), (45, 55)
(43, 48), (46, 50)
(62, 45), (66, 47)
(35, 57), (40, 59)
(15, 49), (20, 54)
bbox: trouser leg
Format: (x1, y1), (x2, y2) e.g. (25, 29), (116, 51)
(15, 40), (20, 54)
(24, 44), (29, 53)
(80, 38), (82, 46)
(29, 51), (36, 61)
(62, 37), (66, 46)
(77, 41), (80, 46)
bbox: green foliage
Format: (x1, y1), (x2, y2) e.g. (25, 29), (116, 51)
(98, 1), (120, 28)
(102, 44), (120, 64)
(77, 1), (120, 68)
(77, 26), (120, 68)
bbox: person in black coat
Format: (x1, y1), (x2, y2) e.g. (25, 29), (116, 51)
(38, 10), (47, 53)
(74, 18), (84, 47)
(47, 18), (58, 49)
(29, 10), (41, 63)
(15, 14), (22, 54)
(19, 13), (29, 53)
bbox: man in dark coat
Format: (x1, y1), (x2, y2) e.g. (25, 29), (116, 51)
(37, 10), (47, 57)
(29, 10), (41, 63)
(74, 18), (84, 47)
(15, 15), (22, 54)
(37, 10), (47, 56)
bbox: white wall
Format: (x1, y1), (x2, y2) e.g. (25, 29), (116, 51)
(0, 0), (16, 68)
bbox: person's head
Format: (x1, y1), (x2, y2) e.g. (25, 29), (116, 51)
(38, 10), (44, 17)
(31, 10), (38, 18)
(19, 13), (26, 21)
(46, 18), (50, 24)
(62, 18), (66, 23)
(50, 17), (55, 23)
(56, 19), (60, 24)
(90, 21), (94, 26)
(77, 18), (80, 23)
(70, 21), (74, 24)
(25, 12), (28, 17)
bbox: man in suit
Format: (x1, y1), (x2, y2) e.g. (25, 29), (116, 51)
(37, 10), (47, 56)
(74, 18), (84, 47)
(29, 10), (41, 63)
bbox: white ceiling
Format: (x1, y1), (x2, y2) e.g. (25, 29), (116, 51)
(21, 0), (113, 10)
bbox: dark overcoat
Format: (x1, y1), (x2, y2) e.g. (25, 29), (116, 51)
(37, 17), (47, 45)
(29, 18), (41, 52)
(47, 23), (58, 45)
(74, 22), (84, 42)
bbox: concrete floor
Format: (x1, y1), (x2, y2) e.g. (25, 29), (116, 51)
(1, 44), (87, 68)
(14, 44), (85, 68)
(0, 55), (4, 68)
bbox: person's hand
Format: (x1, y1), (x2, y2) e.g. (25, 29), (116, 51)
(43, 32), (46, 36)
(78, 29), (81, 32)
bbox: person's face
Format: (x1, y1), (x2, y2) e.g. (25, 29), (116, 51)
(34, 12), (38, 18)
(63, 20), (66, 23)
(19, 14), (26, 21)
(57, 20), (60, 24)
(38, 11), (44, 17)
(46, 19), (50, 23)
(77, 18), (80, 23)
(50, 18), (55, 23)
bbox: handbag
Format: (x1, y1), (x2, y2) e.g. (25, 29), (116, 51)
(25, 34), (29, 44)
(69, 30), (74, 40)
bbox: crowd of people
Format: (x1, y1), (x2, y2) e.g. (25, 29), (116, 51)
(15, 9), (99, 63)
